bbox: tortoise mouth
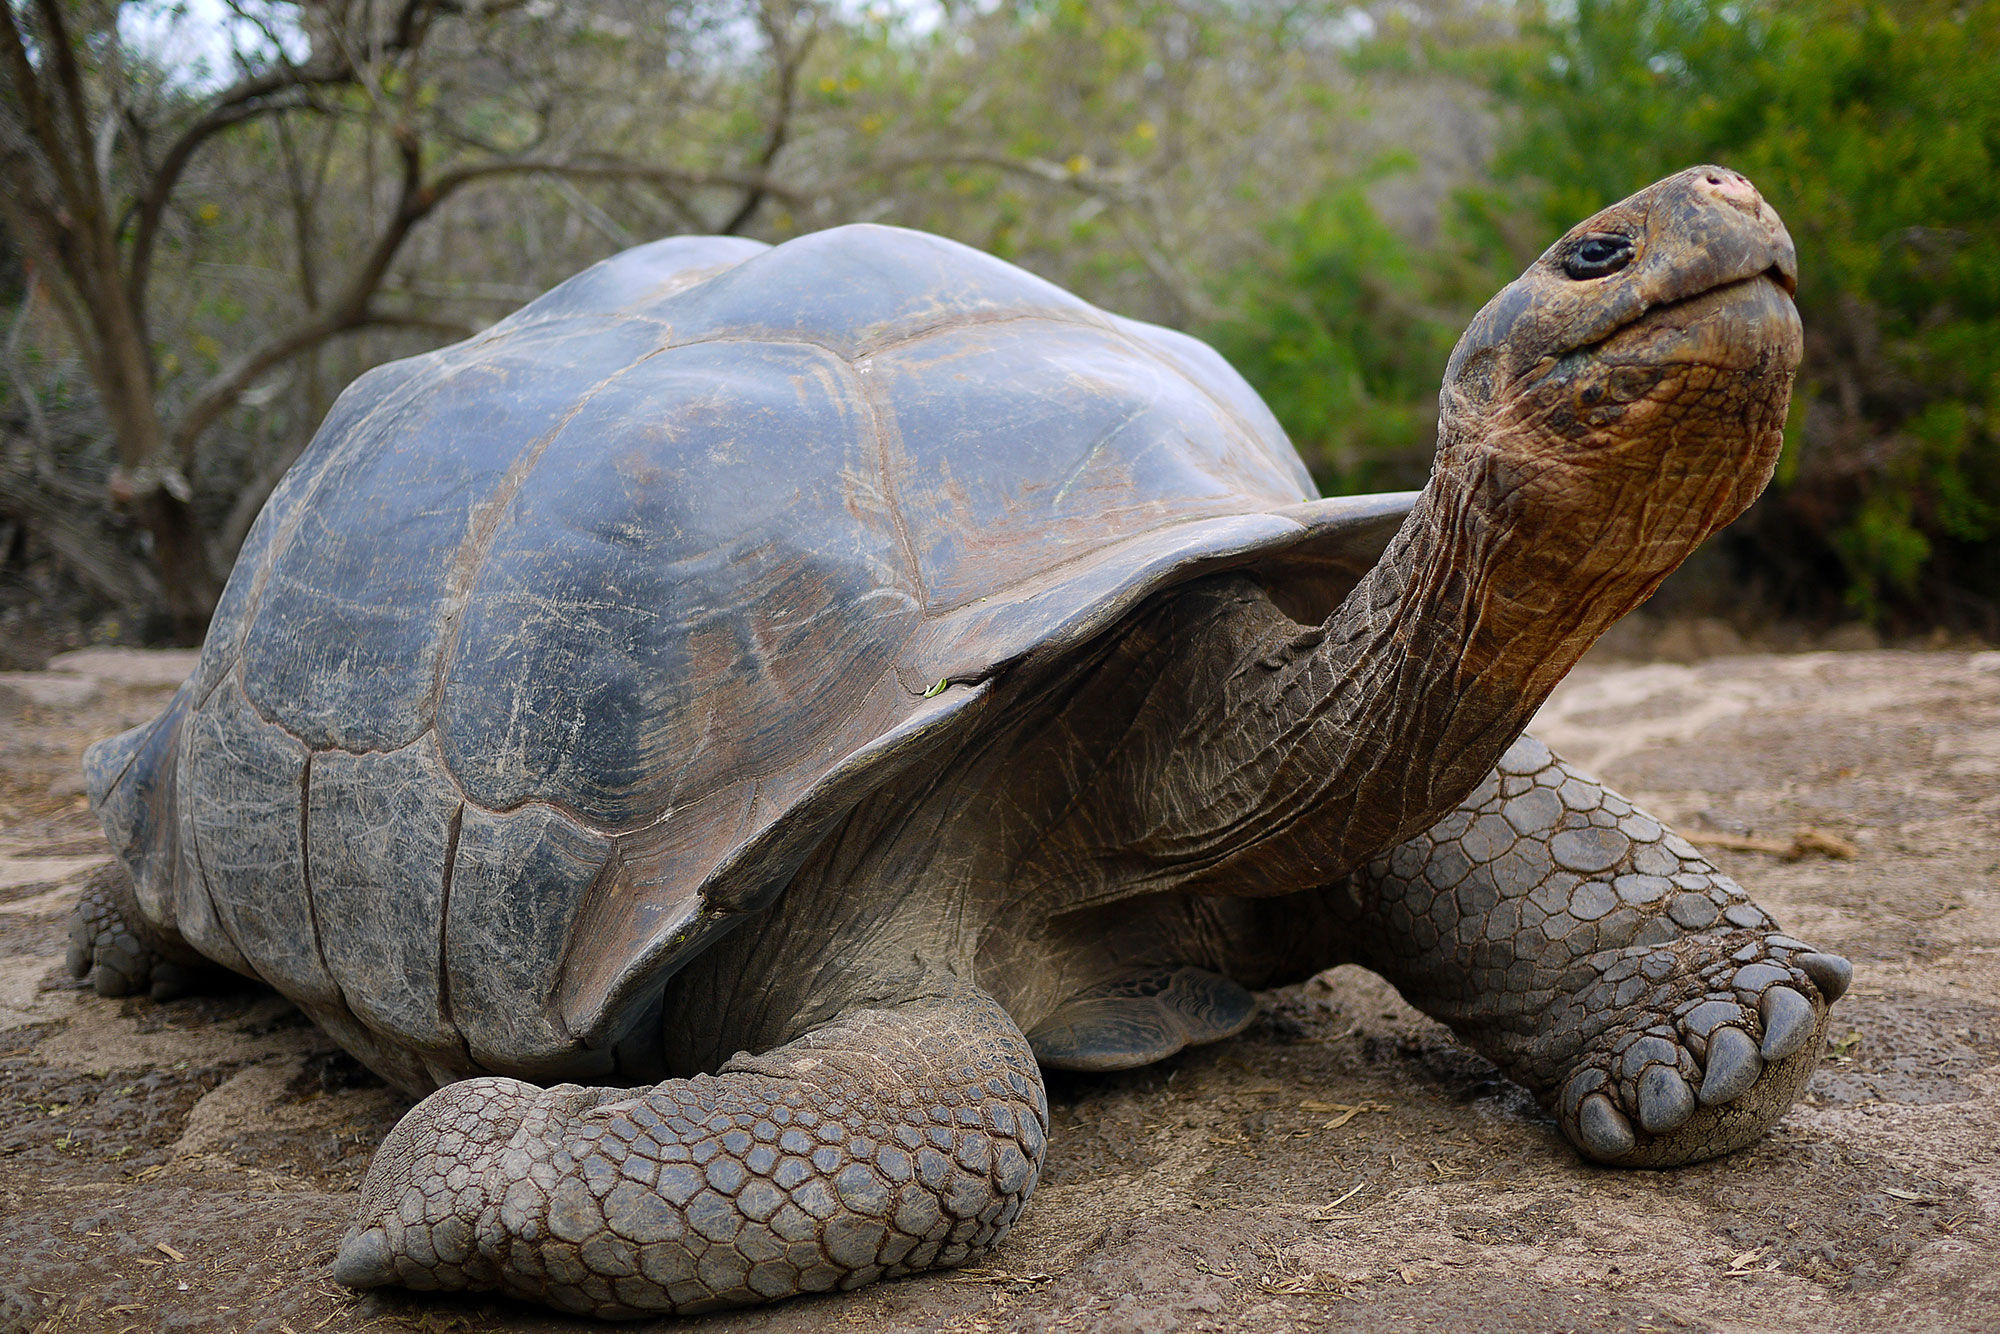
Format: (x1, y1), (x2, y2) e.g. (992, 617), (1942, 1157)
(1593, 270), (1801, 369)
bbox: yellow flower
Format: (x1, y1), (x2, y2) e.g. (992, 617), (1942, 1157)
(197, 202), (220, 222)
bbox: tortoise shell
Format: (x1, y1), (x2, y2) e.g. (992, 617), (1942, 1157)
(86, 226), (1415, 1092)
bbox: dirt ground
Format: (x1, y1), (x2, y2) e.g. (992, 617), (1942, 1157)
(1, 644), (1997, 1334)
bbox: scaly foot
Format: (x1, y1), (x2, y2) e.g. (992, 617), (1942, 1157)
(65, 869), (207, 1000)
(1337, 733), (1852, 1167)
(333, 984), (1047, 1317)
(1549, 929), (1849, 1166)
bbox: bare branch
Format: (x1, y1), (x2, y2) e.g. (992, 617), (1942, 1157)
(0, 5), (92, 228)
(29, 0), (102, 221)
(126, 2), (451, 309)
(428, 157), (811, 203)
(166, 311), (361, 463)
(0, 151), (96, 365)
(0, 444), (161, 607)
(356, 309), (476, 340)
(165, 125), (825, 464)
(129, 71), (361, 309)
(625, 177), (711, 235)
(720, 1), (818, 235)
(829, 149), (1139, 196)
(167, 127), (422, 461)
(547, 174), (637, 249)
(5, 273), (54, 450)
(1107, 205), (1212, 324)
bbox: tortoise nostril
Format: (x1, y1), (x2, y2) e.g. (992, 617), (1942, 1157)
(1695, 168), (1764, 213)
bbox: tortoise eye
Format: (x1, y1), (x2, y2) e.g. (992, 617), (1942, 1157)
(1565, 234), (1634, 279)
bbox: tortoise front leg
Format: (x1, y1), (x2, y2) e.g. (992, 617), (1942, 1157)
(1327, 734), (1851, 1168)
(332, 980), (1046, 1318)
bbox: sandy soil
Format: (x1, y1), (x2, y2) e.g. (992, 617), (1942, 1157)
(1, 646), (1996, 1334)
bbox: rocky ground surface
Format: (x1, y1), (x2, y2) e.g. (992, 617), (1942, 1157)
(1, 645), (1996, 1334)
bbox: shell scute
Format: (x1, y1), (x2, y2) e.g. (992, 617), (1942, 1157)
(184, 674), (328, 1009)
(238, 318), (674, 754)
(434, 339), (911, 830)
(194, 354), (433, 707)
(658, 224), (1107, 357)
(446, 803), (617, 1077)
(305, 733), (461, 1075)
(494, 235), (770, 328)
(865, 319), (1308, 614)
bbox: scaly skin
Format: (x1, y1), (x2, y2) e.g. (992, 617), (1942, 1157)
(65, 870), (206, 1001)
(330, 982), (1046, 1317)
(1332, 735), (1851, 1167)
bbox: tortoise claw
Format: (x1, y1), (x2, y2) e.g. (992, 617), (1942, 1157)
(1797, 951), (1853, 1003)
(1578, 1092), (1636, 1159)
(332, 1227), (396, 1289)
(1636, 1064), (1697, 1134)
(1698, 1025), (1762, 1105)
(1759, 985), (1815, 1060)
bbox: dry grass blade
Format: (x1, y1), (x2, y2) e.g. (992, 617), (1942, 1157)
(1298, 1100), (1391, 1129)
(1682, 826), (1859, 861)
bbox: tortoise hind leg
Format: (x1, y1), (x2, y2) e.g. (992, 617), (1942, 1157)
(72, 692), (225, 1000)
(333, 979), (1046, 1317)
(66, 865), (215, 1001)
(1026, 965), (1257, 1072)
(1321, 733), (1852, 1168)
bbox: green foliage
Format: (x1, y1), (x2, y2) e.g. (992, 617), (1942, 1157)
(13, 0), (1993, 635)
(1206, 170), (1476, 493)
(1487, 0), (2000, 623)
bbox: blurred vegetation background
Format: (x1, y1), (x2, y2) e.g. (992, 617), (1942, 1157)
(2, 0), (1994, 652)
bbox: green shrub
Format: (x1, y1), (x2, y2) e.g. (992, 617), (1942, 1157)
(1488, 0), (2000, 625)
(1205, 167), (1501, 494)
(1221, 1), (1999, 628)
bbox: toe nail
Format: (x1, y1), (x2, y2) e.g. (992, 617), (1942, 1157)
(64, 933), (91, 980)
(1559, 1068), (1607, 1121)
(1578, 1092), (1636, 1159)
(1731, 962), (1791, 993)
(1684, 999), (1742, 1037)
(332, 1227), (397, 1289)
(1760, 986), (1815, 1060)
(1699, 1026), (1762, 1105)
(1798, 952), (1853, 1003)
(1637, 1065), (1696, 1133)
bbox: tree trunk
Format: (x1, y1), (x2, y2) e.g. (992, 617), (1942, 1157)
(133, 489), (218, 642)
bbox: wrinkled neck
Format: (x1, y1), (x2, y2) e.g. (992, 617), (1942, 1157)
(1177, 467), (1673, 897)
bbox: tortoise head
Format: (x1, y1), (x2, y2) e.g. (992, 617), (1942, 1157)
(1166, 170), (1804, 899)
(1434, 166), (1802, 601)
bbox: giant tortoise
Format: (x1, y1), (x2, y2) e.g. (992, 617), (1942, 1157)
(72, 165), (1852, 1318)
